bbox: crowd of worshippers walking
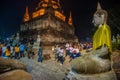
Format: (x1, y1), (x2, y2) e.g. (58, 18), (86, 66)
(51, 42), (92, 65)
(0, 40), (92, 65)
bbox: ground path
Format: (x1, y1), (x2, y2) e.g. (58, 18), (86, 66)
(20, 57), (70, 80)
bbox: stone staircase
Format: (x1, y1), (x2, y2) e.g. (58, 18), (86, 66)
(20, 57), (69, 80)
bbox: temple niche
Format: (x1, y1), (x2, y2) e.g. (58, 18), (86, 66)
(20, 0), (78, 46)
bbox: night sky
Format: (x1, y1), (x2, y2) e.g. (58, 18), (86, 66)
(0, 0), (119, 39)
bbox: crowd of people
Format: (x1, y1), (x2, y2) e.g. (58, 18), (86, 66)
(51, 42), (92, 65)
(0, 38), (93, 66)
(0, 42), (25, 59)
(0, 39), (35, 60)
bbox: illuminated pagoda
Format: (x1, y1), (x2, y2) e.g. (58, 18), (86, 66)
(20, 0), (78, 45)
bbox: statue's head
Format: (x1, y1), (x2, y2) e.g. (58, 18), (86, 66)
(92, 2), (108, 26)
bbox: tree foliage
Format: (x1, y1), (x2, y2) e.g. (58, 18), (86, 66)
(107, 5), (120, 36)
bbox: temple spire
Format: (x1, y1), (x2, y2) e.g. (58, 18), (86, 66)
(97, 2), (102, 10)
(57, 0), (60, 6)
(68, 11), (73, 25)
(23, 6), (30, 22)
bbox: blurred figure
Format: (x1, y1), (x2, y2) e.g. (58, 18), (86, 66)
(0, 46), (2, 56)
(38, 45), (43, 62)
(2, 44), (7, 57)
(20, 43), (25, 58)
(72, 44), (81, 59)
(58, 46), (64, 65)
(14, 45), (20, 59)
(4, 46), (11, 58)
(65, 42), (70, 56)
(27, 42), (34, 59)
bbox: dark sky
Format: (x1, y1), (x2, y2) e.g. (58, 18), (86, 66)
(0, 0), (119, 39)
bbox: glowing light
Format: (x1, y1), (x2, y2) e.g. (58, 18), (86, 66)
(42, 4), (47, 7)
(53, 5), (58, 9)
(68, 11), (72, 25)
(52, 0), (56, 4)
(44, 0), (48, 2)
(32, 9), (45, 18)
(55, 11), (66, 21)
(23, 6), (30, 22)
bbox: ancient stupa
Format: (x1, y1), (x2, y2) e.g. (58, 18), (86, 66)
(20, 0), (78, 45)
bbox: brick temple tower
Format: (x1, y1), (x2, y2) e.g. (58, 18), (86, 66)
(20, 0), (78, 45)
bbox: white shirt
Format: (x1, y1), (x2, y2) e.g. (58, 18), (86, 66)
(65, 43), (70, 50)
(59, 49), (64, 56)
(69, 47), (73, 53)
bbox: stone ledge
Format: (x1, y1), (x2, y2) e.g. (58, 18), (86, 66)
(66, 70), (117, 80)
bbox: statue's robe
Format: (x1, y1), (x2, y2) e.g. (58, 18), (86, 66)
(93, 23), (112, 52)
